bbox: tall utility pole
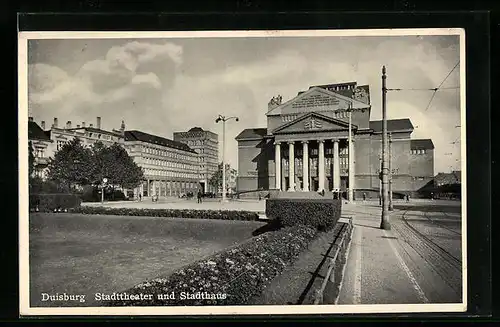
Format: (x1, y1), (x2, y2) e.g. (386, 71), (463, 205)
(380, 66), (391, 230)
(215, 114), (239, 203)
(388, 132), (393, 211)
(348, 102), (354, 202)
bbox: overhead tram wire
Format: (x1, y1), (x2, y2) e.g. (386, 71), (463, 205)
(424, 61), (460, 112)
(385, 61), (460, 112)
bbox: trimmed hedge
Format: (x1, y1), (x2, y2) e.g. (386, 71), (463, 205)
(102, 225), (317, 306)
(30, 193), (82, 212)
(265, 198), (342, 231)
(69, 206), (259, 221)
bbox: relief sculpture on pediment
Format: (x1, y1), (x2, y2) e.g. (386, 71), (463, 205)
(303, 117), (323, 130)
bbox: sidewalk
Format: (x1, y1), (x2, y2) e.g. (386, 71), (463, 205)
(337, 203), (427, 305)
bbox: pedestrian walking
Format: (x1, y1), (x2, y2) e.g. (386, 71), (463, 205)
(363, 192), (366, 201)
(197, 190), (202, 203)
(139, 193), (142, 202)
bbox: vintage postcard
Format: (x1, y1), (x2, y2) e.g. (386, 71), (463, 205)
(19, 28), (466, 316)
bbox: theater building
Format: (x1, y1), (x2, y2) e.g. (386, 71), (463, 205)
(235, 82), (434, 197)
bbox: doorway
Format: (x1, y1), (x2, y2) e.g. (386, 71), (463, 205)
(311, 178), (319, 192)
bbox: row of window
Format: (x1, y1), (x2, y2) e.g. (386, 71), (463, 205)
(88, 132), (113, 141)
(143, 157), (198, 171)
(143, 146), (195, 162)
(411, 149), (427, 155)
(148, 181), (197, 190)
(334, 111), (349, 119)
(280, 110), (352, 123)
(34, 148), (45, 158)
(143, 168), (201, 179)
(56, 138), (116, 152)
(281, 148), (349, 156)
(281, 157), (350, 168)
(282, 114), (299, 122)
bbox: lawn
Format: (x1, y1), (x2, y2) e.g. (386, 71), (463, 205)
(29, 213), (266, 307)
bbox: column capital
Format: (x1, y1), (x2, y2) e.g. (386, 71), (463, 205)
(332, 139), (340, 143)
(287, 140), (295, 145)
(274, 141), (281, 146)
(318, 139), (325, 144)
(301, 140), (309, 144)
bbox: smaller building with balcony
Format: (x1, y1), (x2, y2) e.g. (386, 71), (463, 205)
(28, 118), (52, 179)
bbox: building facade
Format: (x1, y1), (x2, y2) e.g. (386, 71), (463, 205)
(124, 130), (200, 197)
(43, 116), (125, 158)
(173, 127), (219, 193)
(28, 118), (53, 179)
(235, 82), (434, 197)
(29, 116), (125, 179)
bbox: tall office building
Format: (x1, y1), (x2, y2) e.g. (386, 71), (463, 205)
(173, 127), (219, 193)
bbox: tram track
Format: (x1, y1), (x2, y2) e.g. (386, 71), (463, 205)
(392, 208), (462, 299)
(423, 210), (461, 236)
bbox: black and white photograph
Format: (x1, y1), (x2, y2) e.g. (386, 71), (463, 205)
(19, 29), (466, 315)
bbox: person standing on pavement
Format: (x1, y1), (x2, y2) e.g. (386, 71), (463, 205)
(197, 190), (202, 203)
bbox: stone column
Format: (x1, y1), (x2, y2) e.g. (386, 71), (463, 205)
(302, 141), (309, 191)
(275, 142), (281, 190)
(288, 141), (295, 191)
(318, 140), (325, 192)
(333, 139), (340, 190)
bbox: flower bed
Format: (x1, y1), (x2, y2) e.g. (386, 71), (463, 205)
(30, 193), (82, 212)
(265, 198), (342, 231)
(69, 206), (259, 221)
(102, 225), (317, 306)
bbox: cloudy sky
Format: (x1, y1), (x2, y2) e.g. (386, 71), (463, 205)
(27, 33), (461, 174)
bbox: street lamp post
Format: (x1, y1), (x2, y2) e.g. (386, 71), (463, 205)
(215, 114), (239, 203)
(380, 66), (391, 230)
(347, 103), (354, 202)
(101, 177), (108, 203)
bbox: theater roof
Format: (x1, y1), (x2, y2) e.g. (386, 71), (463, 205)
(410, 139), (435, 150)
(235, 128), (268, 140)
(125, 130), (197, 153)
(369, 119), (414, 133)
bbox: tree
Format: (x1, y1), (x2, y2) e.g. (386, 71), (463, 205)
(90, 142), (144, 189)
(209, 162), (225, 193)
(46, 138), (94, 191)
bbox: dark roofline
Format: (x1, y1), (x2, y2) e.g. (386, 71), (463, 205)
(125, 130), (197, 153)
(235, 128), (267, 141)
(369, 119), (414, 133)
(410, 139), (435, 150)
(52, 126), (124, 138)
(28, 121), (51, 141)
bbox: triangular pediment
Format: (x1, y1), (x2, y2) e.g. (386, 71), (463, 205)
(272, 112), (357, 134)
(267, 86), (370, 116)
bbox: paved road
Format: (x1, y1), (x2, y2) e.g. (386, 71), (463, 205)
(391, 202), (463, 303)
(337, 200), (463, 305)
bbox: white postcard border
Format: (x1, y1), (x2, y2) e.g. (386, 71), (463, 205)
(18, 28), (467, 316)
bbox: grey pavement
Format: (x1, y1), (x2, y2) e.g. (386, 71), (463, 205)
(337, 200), (463, 305)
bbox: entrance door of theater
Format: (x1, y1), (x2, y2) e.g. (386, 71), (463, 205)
(311, 177), (319, 192)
